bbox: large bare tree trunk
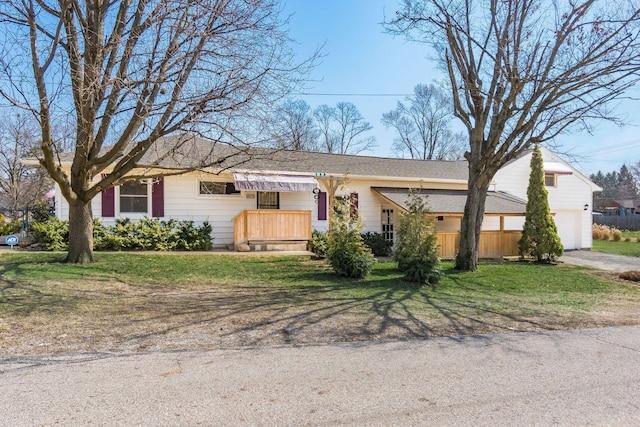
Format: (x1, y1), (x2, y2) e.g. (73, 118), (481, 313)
(66, 200), (94, 264)
(455, 174), (490, 272)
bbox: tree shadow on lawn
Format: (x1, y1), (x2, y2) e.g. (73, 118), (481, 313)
(1, 256), (595, 353)
(0, 258), (84, 314)
(117, 266), (565, 350)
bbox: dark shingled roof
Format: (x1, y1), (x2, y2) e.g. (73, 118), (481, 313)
(372, 188), (527, 215)
(55, 136), (469, 181)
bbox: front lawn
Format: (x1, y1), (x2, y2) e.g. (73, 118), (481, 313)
(1, 252), (639, 355)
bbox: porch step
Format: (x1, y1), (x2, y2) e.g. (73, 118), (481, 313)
(248, 240), (308, 252)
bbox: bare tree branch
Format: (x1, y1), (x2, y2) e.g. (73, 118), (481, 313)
(387, 0), (640, 270)
(0, 0), (317, 262)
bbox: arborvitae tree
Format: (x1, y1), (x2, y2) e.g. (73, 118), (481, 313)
(394, 190), (441, 285)
(519, 146), (563, 263)
(327, 191), (375, 279)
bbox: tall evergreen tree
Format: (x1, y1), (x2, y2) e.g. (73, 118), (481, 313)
(519, 146), (563, 263)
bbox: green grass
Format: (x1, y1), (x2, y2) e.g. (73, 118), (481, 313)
(1, 252), (635, 315)
(593, 239), (640, 257)
(622, 230), (640, 239)
(2, 252), (639, 354)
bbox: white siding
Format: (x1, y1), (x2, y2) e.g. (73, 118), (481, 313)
(316, 178), (467, 235)
(52, 148), (595, 251)
(492, 148), (596, 250)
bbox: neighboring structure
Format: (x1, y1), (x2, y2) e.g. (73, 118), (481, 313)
(601, 199), (640, 216)
(43, 138), (600, 256)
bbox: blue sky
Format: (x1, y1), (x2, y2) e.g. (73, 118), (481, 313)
(282, 0), (640, 176)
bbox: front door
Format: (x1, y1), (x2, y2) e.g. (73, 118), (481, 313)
(257, 192), (279, 209)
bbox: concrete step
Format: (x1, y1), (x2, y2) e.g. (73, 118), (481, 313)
(248, 241), (308, 252)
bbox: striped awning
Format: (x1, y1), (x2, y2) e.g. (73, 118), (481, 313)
(233, 173), (318, 192)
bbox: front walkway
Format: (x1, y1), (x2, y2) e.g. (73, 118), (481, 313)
(560, 250), (640, 272)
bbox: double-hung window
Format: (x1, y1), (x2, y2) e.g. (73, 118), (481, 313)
(120, 181), (149, 214)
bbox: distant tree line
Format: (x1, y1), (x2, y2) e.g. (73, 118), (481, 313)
(590, 164), (640, 212)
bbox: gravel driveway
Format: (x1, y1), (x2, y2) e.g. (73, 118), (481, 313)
(560, 250), (640, 272)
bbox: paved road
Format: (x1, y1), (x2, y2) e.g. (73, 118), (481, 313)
(1, 326), (639, 426)
(560, 250), (640, 272)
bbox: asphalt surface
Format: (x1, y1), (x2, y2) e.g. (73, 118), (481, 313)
(560, 249), (640, 272)
(1, 326), (639, 426)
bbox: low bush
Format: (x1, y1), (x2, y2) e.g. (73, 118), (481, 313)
(33, 217), (212, 251)
(309, 230), (329, 257)
(30, 218), (69, 251)
(361, 232), (393, 257)
(0, 219), (22, 236)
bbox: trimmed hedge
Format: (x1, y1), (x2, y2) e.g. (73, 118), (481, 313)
(31, 217), (213, 251)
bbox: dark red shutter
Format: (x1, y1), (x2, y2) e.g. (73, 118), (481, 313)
(318, 191), (327, 220)
(101, 174), (115, 217)
(152, 177), (164, 217)
(350, 192), (358, 218)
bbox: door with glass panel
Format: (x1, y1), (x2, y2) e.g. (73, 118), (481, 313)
(257, 192), (279, 209)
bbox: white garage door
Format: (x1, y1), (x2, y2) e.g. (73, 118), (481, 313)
(553, 211), (580, 250)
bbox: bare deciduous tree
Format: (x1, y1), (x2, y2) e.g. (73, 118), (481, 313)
(0, 0), (314, 263)
(388, 0), (640, 271)
(270, 100), (319, 151)
(0, 113), (52, 219)
(382, 83), (465, 160)
(314, 102), (376, 155)
(314, 104), (338, 153)
(332, 102), (376, 155)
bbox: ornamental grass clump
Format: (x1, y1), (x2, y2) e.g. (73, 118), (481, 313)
(612, 228), (622, 241)
(592, 224), (621, 241)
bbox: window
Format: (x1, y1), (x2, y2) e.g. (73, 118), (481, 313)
(120, 181), (148, 213)
(199, 181), (240, 195)
(382, 208), (394, 242)
(544, 173), (556, 187)
(257, 192), (279, 209)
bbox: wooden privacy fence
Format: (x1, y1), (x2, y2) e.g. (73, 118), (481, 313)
(232, 209), (312, 249)
(437, 230), (522, 259)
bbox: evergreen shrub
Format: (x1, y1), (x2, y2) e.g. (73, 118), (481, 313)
(393, 190), (441, 285)
(327, 195), (375, 278)
(519, 146), (564, 262)
(361, 231), (393, 257)
(33, 217), (212, 251)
